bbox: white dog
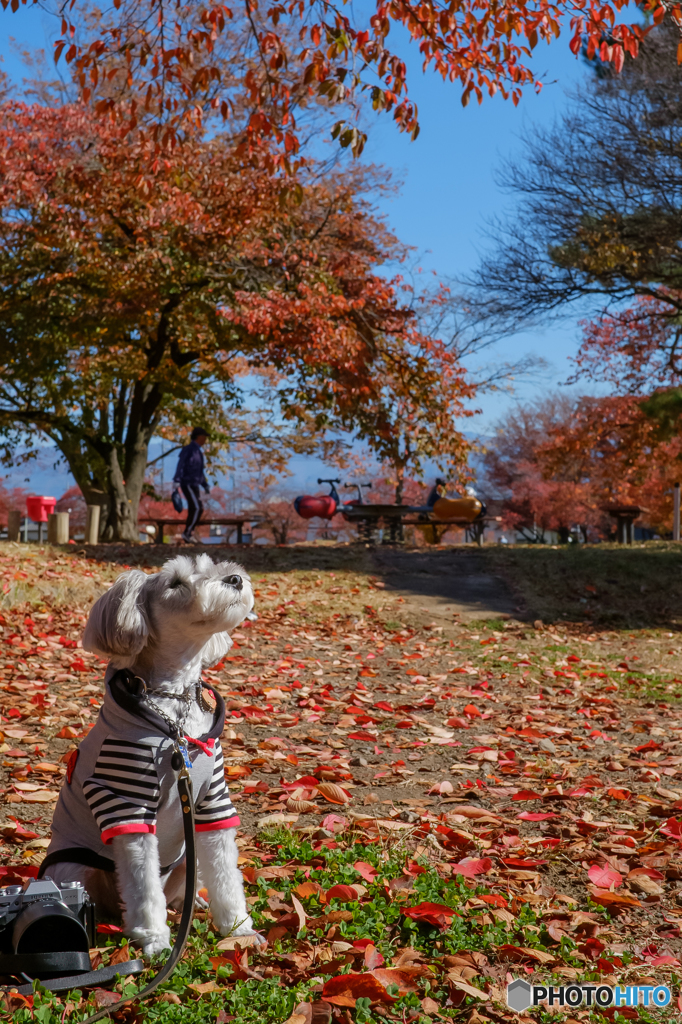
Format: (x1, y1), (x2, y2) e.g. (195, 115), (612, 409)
(40, 554), (261, 954)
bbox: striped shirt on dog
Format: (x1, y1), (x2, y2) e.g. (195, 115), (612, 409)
(45, 668), (239, 873)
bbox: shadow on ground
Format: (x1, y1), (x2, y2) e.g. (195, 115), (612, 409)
(52, 539), (682, 630)
(371, 547), (518, 624)
(64, 541), (374, 574)
(60, 542), (519, 625)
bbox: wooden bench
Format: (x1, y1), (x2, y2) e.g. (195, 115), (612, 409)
(139, 515), (263, 545)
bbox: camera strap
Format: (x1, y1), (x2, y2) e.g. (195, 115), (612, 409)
(4, 956), (145, 995)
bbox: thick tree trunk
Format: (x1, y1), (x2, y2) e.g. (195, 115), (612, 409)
(48, 409), (156, 543)
(100, 446), (142, 543)
(59, 444), (143, 543)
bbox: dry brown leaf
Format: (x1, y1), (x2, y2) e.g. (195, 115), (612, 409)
(187, 981), (224, 996)
(16, 790), (58, 803)
(445, 974), (487, 1000)
(294, 880), (325, 899)
(627, 876), (664, 896)
(291, 893), (307, 932)
(446, 804), (501, 821)
(215, 934), (263, 950)
(286, 798), (321, 813)
(315, 782), (352, 805)
(587, 887), (643, 912)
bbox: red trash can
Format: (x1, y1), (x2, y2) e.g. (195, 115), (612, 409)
(26, 496), (57, 522)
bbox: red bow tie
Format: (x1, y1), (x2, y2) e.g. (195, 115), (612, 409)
(185, 735), (215, 756)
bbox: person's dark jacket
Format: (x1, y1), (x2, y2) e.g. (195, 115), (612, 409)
(173, 442), (208, 491)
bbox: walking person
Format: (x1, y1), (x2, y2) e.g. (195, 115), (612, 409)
(173, 427), (210, 543)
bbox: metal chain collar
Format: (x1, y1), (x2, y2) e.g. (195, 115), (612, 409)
(136, 679), (214, 741)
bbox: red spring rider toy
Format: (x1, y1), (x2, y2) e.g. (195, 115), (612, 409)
(293, 479), (340, 520)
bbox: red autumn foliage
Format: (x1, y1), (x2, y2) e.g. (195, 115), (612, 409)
(484, 390), (682, 540)
(0, 479), (28, 525)
(321, 972), (396, 1006)
(0, 101), (471, 542)
(575, 295), (682, 393)
(24, 0), (655, 164)
(402, 902), (458, 929)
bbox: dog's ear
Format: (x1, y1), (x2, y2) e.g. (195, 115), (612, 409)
(200, 631), (233, 667)
(83, 570), (151, 659)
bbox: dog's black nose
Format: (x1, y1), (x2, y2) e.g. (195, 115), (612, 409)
(224, 574), (243, 591)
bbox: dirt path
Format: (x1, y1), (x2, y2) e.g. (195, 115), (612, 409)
(371, 546), (519, 626)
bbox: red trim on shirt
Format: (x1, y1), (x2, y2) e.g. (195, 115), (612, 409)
(102, 823), (157, 844)
(195, 816), (241, 832)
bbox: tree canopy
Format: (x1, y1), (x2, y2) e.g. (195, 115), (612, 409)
(0, 101), (472, 539)
(473, 22), (682, 336)
(1, 0), (657, 160)
(483, 391), (682, 540)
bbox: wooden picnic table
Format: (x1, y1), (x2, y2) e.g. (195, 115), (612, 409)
(139, 515), (263, 545)
(338, 503), (501, 544)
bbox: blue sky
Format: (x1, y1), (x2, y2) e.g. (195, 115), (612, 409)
(0, 7), (597, 494)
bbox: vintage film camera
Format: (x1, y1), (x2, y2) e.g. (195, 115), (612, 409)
(0, 878), (95, 981)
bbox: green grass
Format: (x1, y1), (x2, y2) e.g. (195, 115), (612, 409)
(4, 830), (588, 1024)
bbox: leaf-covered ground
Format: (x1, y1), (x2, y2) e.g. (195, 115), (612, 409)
(1, 541), (682, 1024)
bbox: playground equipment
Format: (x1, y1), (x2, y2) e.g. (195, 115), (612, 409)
(293, 479), (341, 520)
(293, 479), (490, 543)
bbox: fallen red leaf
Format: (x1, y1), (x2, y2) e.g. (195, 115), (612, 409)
(450, 857), (492, 878)
(477, 894), (509, 908)
(324, 884), (359, 903)
(354, 861), (379, 883)
(402, 902), (458, 929)
(587, 864), (623, 888)
(370, 968), (421, 996)
(321, 973), (396, 1007)
(463, 704), (482, 718)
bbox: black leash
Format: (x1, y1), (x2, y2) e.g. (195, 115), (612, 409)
(77, 766), (197, 1024)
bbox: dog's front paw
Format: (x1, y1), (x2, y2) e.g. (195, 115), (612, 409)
(213, 911), (264, 944)
(139, 929), (172, 956)
(223, 924), (267, 947)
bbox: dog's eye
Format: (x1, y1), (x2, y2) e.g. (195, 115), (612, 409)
(223, 574), (243, 591)
(168, 577), (186, 590)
